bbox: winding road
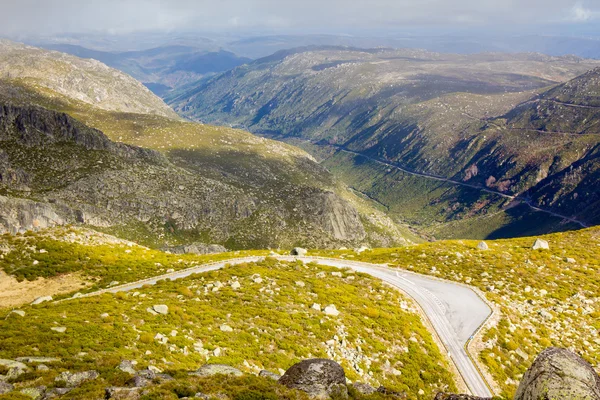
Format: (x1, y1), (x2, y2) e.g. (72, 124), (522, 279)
(69, 255), (493, 397)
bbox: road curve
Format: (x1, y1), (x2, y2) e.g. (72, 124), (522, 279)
(67, 255), (493, 397)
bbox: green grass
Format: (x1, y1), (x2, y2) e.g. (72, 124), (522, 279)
(0, 258), (456, 399)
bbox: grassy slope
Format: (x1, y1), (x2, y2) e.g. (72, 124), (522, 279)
(0, 251), (456, 399)
(312, 227), (600, 398)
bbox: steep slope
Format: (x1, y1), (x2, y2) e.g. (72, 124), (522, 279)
(0, 39), (178, 118)
(0, 42), (410, 248)
(169, 47), (600, 238)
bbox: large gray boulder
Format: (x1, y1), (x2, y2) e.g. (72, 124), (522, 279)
(278, 359), (347, 399)
(55, 370), (99, 387)
(531, 239), (550, 250)
(514, 347), (600, 400)
(190, 364), (243, 377)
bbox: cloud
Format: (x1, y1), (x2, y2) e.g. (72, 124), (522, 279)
(0, 0), (599, 37)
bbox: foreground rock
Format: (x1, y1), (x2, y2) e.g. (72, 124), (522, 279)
(279, 358), (347, 399)
(514, 347), (600, 400)
(191, 364), (243, 377)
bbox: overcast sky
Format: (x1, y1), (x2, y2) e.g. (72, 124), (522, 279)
(1, 0), (600, 37)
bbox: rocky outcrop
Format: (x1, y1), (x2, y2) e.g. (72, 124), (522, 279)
(514, 347), (600, 400)
(55, 370), (99, 387)
(278, 359), (347, 399)
(162, 243), (227, 255)
(190, 364), (243, 377)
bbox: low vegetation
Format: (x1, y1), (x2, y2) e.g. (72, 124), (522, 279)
(313, 227), (600, 398)
(0, 257), (456, 399)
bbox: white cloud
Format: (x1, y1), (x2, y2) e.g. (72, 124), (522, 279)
(571, 3), (594, 21)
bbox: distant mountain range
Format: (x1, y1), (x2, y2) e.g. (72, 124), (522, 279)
(168, 46), (600, 239)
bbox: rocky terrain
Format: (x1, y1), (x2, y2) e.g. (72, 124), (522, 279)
(168, 47), (600, 238)
(0, 41), (412, 249)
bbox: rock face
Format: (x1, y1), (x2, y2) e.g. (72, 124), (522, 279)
(191, 364), (243, 377)
(514, 347), (600, 400)
(278, 359), (347, 399)
(532, 239), (550, 250)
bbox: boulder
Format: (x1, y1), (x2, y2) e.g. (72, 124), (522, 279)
(0, 382), (13, 395)
(352, 383), (377, 395)
(152, 305), (168, 315)
(278, 359), (347, 399)
(291, 248), (308, 256)
(514, 347), (600, 400)
(0, 359), (28, 379)
(20, 386), (45, 399)
(259, 370), (281, 380)
(477, 241), (489, 250)
(531, 239), (549, 250)
(55, 370), (99, 387)
(106, 387), (141, 400)
(117, 360), (136, 375)
(50, 327), (66, 333)
(323, 304), (340, 317)
(31, 296), (52, 305)
(191, 364), (243, 377)
(10, 310), (25, 317)
(220, 324), (233, 332)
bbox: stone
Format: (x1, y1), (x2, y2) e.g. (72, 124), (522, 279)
(55, 370), (99, 387)
(0, 359), (28, 378)
(532, 239), (549, 250)
(323, 304), (340, 317)
(101, 313), (110, 319)
(191, 364), (243, 377)
(259, 370), (281, 380)
(152, 305), (168, 315)
(477, 241), (489, 250)
(352, 383), (377, 395)
(41, 388), (72, 399)
(106, 387), (141, 400)
(20, 386), (45, 399)
(231, 281), (241, 290)
(291, 248), (308, 256)
(50, 327), (66, 333)
(0, 382), (14, 395)
(296, 281), (306, 287)
(37, 364), (49, 372)
(10, 310), (25, 317)
(565, 257), (576, 263)
(355, 246), (370, 254)
(117, 360), (137, 375)
(220, 324), (233, 332)
(434, 394), (490, 400)
(31, 296), (52, 305)
(311, 303), (321, 311)
(514, 347), (600, 400)
(278, 359), (347, 399)
(147, 366), (162, 374)
(16, 357), (60, 364)
(377, 386), (407, 398)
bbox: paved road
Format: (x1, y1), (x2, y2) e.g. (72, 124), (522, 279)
(72, 255), (493, 396)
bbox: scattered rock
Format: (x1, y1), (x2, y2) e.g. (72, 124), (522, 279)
(152, 305), (168, 315)
(278, 358), (347, 399)
(311, 303), (321, 311)
(0, 382), (14, 395)
(291, 248), (307, 256)
(191, 364), (243, 377)
(331, 271), (343, 277)
(434, 394), (490, 400)
(147, 366), (162, 374)
(130, 370), (155, 388)
(50, 327), (66, 333)
(477, 241), (489, 250)
(565, 257), (576, 263)
(31, 296), (52, 305)
(101, 313), (110, 319)
(532, 239), (549, 250)
(353, 383), (377, 395)
(259, 370), (281, 380)
(231, 281), (241, 290)
(295, 281), (306, 287)
(377, 386), (407, 398)
(514, 347), (600, 400)
(355, 246), (370, 254)
(16, 357), (60, 364)
(220, 324), (233, 332)
(37, 364), (49, 372)
(10, 310), (25, 317)
(117, 360), (137, 375)
(42, 388), (72, 399)
(0, 359), (28, 378)
(106, 387), (141, 400)
(20, 386), (45, 399)
(323, 304), (340, 317)
(55, 370), (99, 387)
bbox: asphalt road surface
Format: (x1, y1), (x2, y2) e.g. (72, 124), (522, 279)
(73, 255), (493, 396)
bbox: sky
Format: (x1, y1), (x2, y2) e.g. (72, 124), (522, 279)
(1, 0), (600, 38)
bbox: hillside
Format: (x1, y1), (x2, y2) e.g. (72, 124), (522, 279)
(168, 47), (600, 239)
(0, 40), (178, 118)
(41, 43), (251, 94)
(0, 42), (411, 249)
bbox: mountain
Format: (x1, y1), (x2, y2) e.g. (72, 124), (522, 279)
(40, 43), (251, 94)
(169, 46), (600, 239)
(0, 41), (411, 249)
